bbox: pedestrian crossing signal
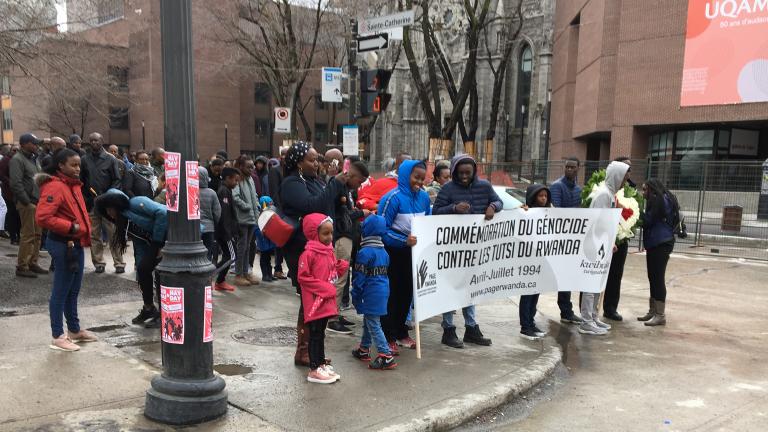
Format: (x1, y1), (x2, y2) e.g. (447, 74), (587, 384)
(360, 69), (392, 117)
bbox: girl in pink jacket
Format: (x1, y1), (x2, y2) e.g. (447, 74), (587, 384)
(298, 213), (349, 384)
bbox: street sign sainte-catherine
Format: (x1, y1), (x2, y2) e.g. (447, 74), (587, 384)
(359, 10), (415, 35)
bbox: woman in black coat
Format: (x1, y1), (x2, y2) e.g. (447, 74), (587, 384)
(280, 142), (349, 366)
(122, 151), (157, 199)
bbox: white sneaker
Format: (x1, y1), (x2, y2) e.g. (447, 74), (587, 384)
(307, 367), (337, 384)
(578, 321), (607, 336)
(322, 364), (340, 380)
(594, 318), (612, 330)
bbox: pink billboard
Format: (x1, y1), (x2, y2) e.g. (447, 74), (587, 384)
(681, 0), (768, 106)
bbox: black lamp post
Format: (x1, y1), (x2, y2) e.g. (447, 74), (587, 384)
(224, 123), (228, 156)
(143, 0), (227, 425)
(141, 120), (146, 150)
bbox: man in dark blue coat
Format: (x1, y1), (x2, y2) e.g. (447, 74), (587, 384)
(433, 154), (501, 348)
(548, 157), (585, 325)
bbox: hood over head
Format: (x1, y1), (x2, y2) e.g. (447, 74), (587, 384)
(259, 196), (273, 209)
(268, 158), (280, 168)
(361, 214), (387, 238)
(198, 166), (210, 189)
(526, 184), (551, 207)
(397, 159), (426, 193)
(605, 161), (630, 194)
(449, 153), (477, 184)
(302, 213), (333, 242)
(94, 188), (130, 221)
(255, 155), (269, 170)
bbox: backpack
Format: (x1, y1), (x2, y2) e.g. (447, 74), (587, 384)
(665, 192), (687, 239)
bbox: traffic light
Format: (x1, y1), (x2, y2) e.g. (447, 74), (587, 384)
(359, 69), (392, 117)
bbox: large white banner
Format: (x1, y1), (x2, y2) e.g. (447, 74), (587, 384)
(411, 208), (621, 322)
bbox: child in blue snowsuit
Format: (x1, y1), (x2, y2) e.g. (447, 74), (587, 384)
(351, 215), (397, 370)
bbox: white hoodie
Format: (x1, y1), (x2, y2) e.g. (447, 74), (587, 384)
(589, 161), (630, 209)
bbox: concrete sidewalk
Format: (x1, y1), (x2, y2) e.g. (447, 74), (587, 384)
(0, 239), (560, 431)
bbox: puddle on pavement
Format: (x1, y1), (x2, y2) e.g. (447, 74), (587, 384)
(0, 310), (18, 317)
(549, 321), (581, 370)
(87, 324), (128, 333)
(5, 253), (17, 257)
(214, 363), (253, 376)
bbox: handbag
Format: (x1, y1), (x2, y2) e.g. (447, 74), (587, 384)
(258, 209), (297, 247)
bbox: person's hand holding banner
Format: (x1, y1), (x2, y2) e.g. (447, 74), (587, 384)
(484, 205), (496, 221)
(407, 234), (417, 247)
(455, 202), (470, 214)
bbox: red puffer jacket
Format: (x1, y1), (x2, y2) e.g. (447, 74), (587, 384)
(35, 173), (92, 247)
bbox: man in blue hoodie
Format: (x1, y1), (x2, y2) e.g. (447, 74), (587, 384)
(379, 160), (431, 354)
(548, 157), (585, 325)
(433, 154), (501, 348)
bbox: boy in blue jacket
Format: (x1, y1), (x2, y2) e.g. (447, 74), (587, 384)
(351, 215), (397, 370)
(433, 154), (500, 348)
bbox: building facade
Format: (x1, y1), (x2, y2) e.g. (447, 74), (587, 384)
(550, 0), (768, 163)
(367, 0), (556, 163)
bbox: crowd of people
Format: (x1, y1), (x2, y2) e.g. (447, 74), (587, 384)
(0, 134), (678, 384)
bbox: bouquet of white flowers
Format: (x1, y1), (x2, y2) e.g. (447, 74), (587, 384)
(581, 170), (644, 244)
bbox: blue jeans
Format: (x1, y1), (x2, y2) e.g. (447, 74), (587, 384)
(47, 237), (84, 338)
(519, 294), (540, 331)
(441, 306), (477, 329)
(361, 315), (390, 355)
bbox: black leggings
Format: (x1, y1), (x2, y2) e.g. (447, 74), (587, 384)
(646, 241), (673, 302)
(307, 317), (329, 369)
(603, 241), (629, 313)
(381, 246), (412, 342)
(138, 243), (162, 306)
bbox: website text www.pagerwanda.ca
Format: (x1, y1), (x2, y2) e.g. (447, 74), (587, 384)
(470, 281), (537, 299)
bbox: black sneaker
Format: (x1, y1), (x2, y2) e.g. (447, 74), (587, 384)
(95, 265), (105, 274)
(115, 267), (125, 274)
(532, 326), (547, 338)
(463, 325), (492, 346)
(327, 321), (353, 334)
(144, 317), (160, 329)
(560, 313), (584, 324)
(338, 316), (356, 327)
(369, 354), (397, 370)
(520, 328), (543, 341)
(352, 346), (371, 362)
(603, 311), (623, 321)
(132, 306), (159, 324)
(15, 268), (38, 278)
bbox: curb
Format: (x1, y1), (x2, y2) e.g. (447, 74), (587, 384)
(378, 343), (562, 432)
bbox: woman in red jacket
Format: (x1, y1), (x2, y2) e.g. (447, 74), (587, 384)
(35, 149), (96, 352)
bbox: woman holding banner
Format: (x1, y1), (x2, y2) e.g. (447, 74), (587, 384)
(432, 154), (500, 348)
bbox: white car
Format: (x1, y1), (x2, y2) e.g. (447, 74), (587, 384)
(492, 185), (524, 210)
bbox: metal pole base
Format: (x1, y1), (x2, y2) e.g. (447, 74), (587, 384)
(145, 375), (227, 425)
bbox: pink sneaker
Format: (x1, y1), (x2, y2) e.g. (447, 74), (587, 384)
(50, 335), (80, 352)
(68, 329), (98, 343)
(397, 336), (417, 349)
(307, 367), (337, 384)
(322, 364), (340, 380)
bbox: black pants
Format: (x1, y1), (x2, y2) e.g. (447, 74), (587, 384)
(249, 235), (258, 268)
(4, 201), (20, 242)
(274, 248), (284, 273)
(381, 246), (412, 342)
(603, 242), (629, 313)
(201, 232), (217, 262)
(519, 294), (540, 331)
(307, 317), (329, 369)
(647, 241), (673, 302)
(260, 250), (274, 278)
(283, 234), (307, 291)
(557, 292), (575, 318)
(138, 243), (162, 306)
(215, 238), (235, 284)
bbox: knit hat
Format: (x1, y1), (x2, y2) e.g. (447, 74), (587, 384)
(221, 167), (239, 179)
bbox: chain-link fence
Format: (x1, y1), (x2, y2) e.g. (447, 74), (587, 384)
(364, 158), (767, 261)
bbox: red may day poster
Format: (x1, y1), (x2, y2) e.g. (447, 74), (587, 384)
(203, 285), (213, 342)
(160, 286), (184, 344)
(164, 152), (181, 212)
(186, 161), (200, 220)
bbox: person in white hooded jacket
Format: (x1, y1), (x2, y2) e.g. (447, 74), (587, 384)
(580, 161), (630, 336)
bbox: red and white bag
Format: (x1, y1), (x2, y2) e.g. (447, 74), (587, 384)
(257, 209), (296, 247)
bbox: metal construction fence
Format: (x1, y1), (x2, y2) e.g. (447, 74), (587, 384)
(364, 158), (768, 261)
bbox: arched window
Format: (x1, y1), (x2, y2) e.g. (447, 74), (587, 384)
(515, 44), (533, 128)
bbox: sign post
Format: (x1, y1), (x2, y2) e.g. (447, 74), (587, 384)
(274, 107), (291, 134)
(321, 67), (343, 103)
(342, 125), (359, 156)
(359, 10), (415, 35)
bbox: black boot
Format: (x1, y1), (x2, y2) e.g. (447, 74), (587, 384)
(463, 325), (492, 346)
(441, 327), (464, 349)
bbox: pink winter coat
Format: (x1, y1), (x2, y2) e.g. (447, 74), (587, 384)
(298, 213), (349, 323)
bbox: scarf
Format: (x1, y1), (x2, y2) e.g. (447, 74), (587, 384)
(133, 163), (159, 192)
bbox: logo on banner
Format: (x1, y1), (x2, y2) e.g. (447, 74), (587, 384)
(416, 260), (428, 290)
(598, 244), (606, 260)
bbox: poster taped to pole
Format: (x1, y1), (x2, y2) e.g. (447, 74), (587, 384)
(185, 161), (200, 220)
(203, 285), (213, 343)
(411, 208), (621, 323)
(164, 152), (181, 212)
(160, 286), (185, 344)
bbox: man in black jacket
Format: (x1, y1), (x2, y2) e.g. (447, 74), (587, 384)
(81, 132), (125, 273)
(213, 167), (239, 292)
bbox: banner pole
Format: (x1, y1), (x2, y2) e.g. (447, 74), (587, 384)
(415, 315), (422, 360)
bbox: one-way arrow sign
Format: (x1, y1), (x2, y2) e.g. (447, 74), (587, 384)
(357, 33), (389, 53)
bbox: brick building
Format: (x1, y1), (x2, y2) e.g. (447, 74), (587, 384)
(2, 0), (348, 159)
(550, 0), (768, 163)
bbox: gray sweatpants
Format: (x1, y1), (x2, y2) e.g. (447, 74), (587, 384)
(580, 292), (600, 322)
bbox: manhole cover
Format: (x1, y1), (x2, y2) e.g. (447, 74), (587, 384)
(232, 326), (297, 346)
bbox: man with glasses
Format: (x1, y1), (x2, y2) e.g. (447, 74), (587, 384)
(549, 157), (585, 325)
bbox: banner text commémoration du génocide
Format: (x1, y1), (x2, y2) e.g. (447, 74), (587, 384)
(410, 208), (621, 322)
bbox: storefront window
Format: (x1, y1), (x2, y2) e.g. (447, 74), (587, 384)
(675, 130), (714, 161)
